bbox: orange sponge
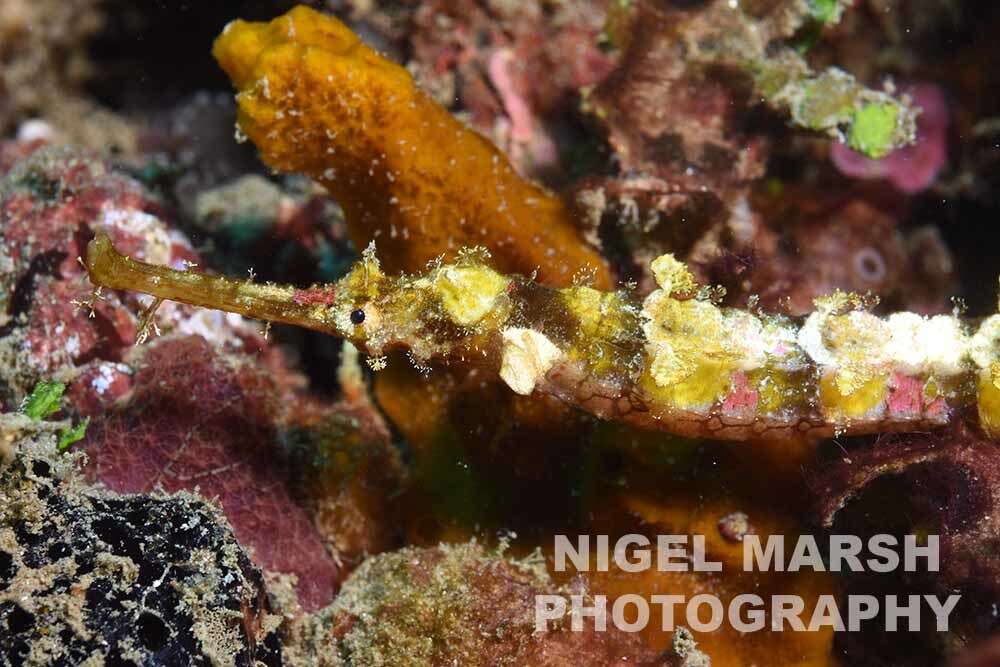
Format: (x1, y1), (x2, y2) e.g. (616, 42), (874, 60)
(213, 6), (611, 288)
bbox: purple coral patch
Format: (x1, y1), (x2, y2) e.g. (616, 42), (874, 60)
(832, 84), (949, 193)
(83, 336), (341, 611)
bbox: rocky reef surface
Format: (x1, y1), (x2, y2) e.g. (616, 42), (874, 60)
(2, 1), (1000, 666)
(1, 417), (282, 665)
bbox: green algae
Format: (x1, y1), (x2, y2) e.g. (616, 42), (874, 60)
(849, 103), (901, 159)
(20, 380), (64, 421)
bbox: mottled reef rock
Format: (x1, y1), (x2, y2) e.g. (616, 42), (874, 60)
(82, 335), (344, 612)
(296, 541), (668, 667)
(0, 415), (282, 666)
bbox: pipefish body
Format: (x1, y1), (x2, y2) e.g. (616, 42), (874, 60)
(85, 233), (1000, 442)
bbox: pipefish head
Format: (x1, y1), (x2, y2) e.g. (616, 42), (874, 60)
(326, 250), (408, 349)
(330, 246), (514, 359)
(85, 233), (512, 362)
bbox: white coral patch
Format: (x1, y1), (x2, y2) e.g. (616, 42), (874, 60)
(97, 204), (173, 266)
(16, 119), (54, 143)
(916, 315), (967, 376)
(803, 311), (972, 377)
(499, 328), (563, 395)
(91, 362), (131, 396)
(726, 311), (772, 371)
(172, 308), (251, 348)
(64, 334), (81, 358)
(797, 311), (835, 367)
(884, 312), (926, 374)
(885, 313), (968, 376)
(735, 322), (802, 372)
(799, 310), (894, 370)
(970, 314), (1000, 369)
(760, 320), (802, 367)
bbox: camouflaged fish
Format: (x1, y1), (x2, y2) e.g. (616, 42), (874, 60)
(85, 233), (1000, 442)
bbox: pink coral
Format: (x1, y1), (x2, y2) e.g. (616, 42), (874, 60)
(411, 0), (614, 177)
(66, 361), (133, 416)
(0, 147), (270, 419)
(487, 48), (558, 170)
(814, 424), (1000, 597)
(831, 84), (949, 193)
(0, 146), (206, 409)
(721, 371), (759, 417)
(83, 335), (341, 611)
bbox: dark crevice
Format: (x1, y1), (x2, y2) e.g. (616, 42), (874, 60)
(0, 551), (14, 586)
(7, 605), (35, 634)
(137, 612), (170, 652)
(0, 250), (66, 337)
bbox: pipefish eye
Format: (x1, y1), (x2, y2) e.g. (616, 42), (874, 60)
(350, 308), (366, 325)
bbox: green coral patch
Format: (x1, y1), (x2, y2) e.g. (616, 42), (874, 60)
(808, 0), (844, 24)
(21, 380), (65, 421)
(58, 418), (90, 452)
(848, 103), (899, 159)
